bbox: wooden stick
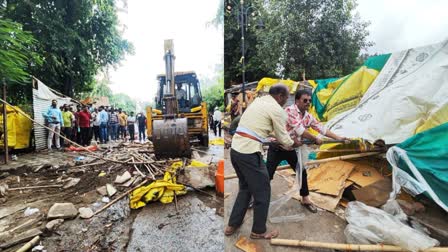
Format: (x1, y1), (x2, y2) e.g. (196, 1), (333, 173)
(90, 178), (151, 218)
(75, 161), (106, 168)
(8, 184), (63, 191)
(131, 157), (145, 178)
(305, 152), (381, 165)
(15, 235), (40, 252)
(271, 239), (448, 252)
(224, 165), (292, 180)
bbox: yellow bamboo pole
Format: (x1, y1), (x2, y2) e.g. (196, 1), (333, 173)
(271, 239), (448, 252)
(305, 152), (381, 165)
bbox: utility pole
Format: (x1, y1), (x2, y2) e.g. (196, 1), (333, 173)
(2, 79), (8, 164)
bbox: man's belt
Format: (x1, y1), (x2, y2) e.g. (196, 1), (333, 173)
(235, 126), (270, 144)
(235, 131), (263, 143)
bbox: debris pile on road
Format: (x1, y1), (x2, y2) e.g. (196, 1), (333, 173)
(0, 141), (220, 251)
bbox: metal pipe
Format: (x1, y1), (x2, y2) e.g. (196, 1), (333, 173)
(240, 0), (246, 110)
(2, 80), (8, 164)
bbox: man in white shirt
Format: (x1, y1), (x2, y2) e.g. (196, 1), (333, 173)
(176, 83), (187, 108)
(225, 84), (301, 239)
(213, 107), (222, 137)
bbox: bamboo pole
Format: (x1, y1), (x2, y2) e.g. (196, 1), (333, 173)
(313, 148), (382, 153)
(0, 97), (148, 165)
(8, 184), (63, 191)
(305, 152), (381, 165)
(15, 235), (40, 252)
(270, 239), (448, 252)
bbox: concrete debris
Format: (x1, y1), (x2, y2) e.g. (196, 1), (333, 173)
(78, 207), (94, 219)
(31, 245), (45, 251)
(0, 172), (10, 179)
(102, 197), (110, 203)
(177, 167), (215, 189)
(47, 203), (78, 220)
(96, 186), (108, 196)
(115, 171), (132, 184)
(0, 183), (8, 197)
(46, 219), (64, 232)
(121, 177), (136, 187)
(63, 177), (81, 189)
(106, 184), (117, 197)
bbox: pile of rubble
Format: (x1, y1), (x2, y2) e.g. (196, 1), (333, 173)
(0, 141), (220, 251)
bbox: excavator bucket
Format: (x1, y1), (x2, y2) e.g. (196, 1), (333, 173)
(152, 118), (191, 158)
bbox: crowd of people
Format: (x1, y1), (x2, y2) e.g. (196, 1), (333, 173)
(43, 99), (148, 150)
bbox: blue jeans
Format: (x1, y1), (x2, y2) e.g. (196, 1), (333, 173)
(110, 123), (118, 140)
(100, 123), (108, 143)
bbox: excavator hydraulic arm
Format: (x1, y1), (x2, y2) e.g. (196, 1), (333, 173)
(152, 39), (191, 158)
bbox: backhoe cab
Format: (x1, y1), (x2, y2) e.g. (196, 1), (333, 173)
(146, 40), (209, 158)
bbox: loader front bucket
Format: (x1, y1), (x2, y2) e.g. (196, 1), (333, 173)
(152, 118), (191, 158)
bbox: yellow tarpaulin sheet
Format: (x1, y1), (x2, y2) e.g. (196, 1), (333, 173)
(209, 138), (224, 146)
(255, 77), (317, 94)
(0, 105), (32, 149)
(130, 162), (187, 209)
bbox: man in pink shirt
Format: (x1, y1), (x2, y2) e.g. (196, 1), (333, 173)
(266, 89), (348, 213)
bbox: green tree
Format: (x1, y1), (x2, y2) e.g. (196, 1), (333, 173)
(2, 0), (133, 98)
(224, 0), (372, 87)
(89, 77), (113, 98)
(0, 18), (41, 84)
(110, 92), (136, 113)
(202, 71), (224, 112)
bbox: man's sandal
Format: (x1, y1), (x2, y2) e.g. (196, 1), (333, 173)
(250, 230), (279, 239)
(301, 203), (318, 213)
(224, 225), (240, 236)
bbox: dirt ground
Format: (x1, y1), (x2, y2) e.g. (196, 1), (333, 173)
(0, 135), (224, 252)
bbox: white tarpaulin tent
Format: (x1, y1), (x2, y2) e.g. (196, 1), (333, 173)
(32, 78), (74, 150)
(327, 40), (448, 144)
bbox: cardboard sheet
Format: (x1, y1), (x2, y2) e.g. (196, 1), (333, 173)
(347, 161), (384, 187)
(352, 177), (392, 207)
(291, 181), (353, 212)
(307, 161), (356, 196)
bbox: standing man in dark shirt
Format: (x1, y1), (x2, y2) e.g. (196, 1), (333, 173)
(77, 105), (92, 146)
(137, 112), (147, 143)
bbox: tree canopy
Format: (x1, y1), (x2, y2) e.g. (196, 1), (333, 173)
(1, 0), (133, 98)
(202, 70), (224, 112)
(224, 0), (372, 88)
(0, 18), (42, 84)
